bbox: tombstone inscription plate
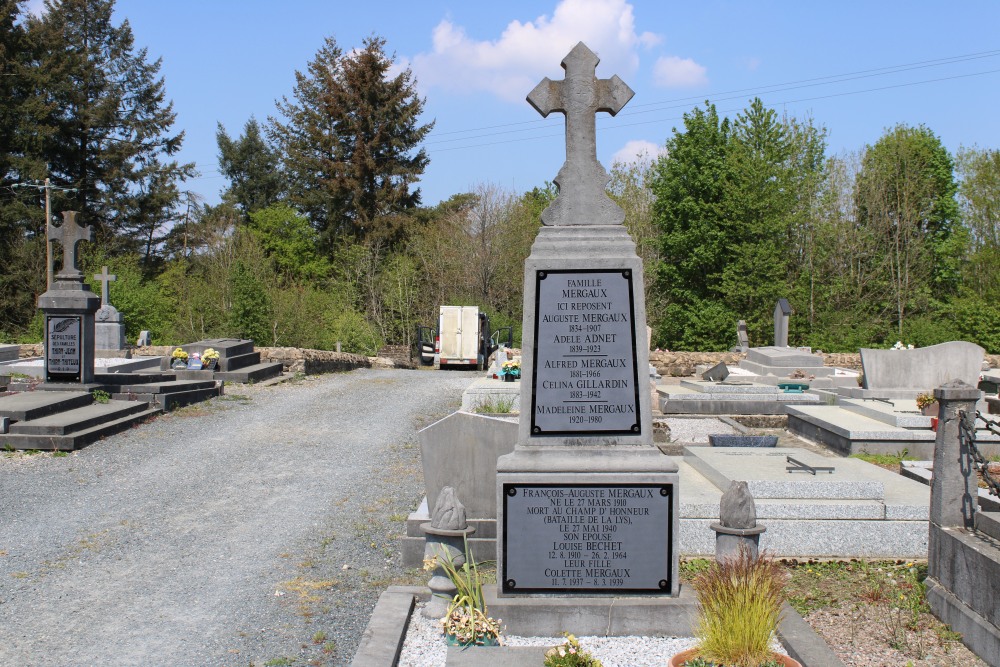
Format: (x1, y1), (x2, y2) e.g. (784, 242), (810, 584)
(502, 482), (672, 593)
(46, 315), (82, 380)
(531, 269), (641, 435)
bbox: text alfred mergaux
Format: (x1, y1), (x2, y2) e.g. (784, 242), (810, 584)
(531, 270), (641, 435)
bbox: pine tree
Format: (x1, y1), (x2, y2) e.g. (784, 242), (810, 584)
(269, 35), (433, 249)
(216, 117), (284, 218)
(26, 0), (192, 263)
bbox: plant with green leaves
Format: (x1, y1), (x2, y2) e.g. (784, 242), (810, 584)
(424, 537), (501, 646)
(683, 546), (788, 667)
(90, 390), (110, 404)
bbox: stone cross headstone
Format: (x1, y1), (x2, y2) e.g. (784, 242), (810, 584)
(527, 42), (634, 226)
(49, 211), (91, 281)
(93, 265), (125, 351)
(497, 43), (679, 600)
(773, 299), (792, 348)
(37, 211), (99, 384)
(93, 266), (116, 307)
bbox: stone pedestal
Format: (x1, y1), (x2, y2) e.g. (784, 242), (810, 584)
(37, 279), (99, 385)
(498, 225), (680, 598)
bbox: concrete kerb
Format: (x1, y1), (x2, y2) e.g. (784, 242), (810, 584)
(351, 585), (847, 666)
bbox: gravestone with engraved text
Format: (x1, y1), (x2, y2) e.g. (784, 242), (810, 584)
(37, 211), (100, 384)
(497, 43), (679, 598)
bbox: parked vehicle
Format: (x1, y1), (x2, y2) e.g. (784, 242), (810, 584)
(416, 306), (512, 370)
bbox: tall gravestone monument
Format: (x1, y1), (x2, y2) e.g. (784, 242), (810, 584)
(37, 211), (99, 385)
(773, 298), (792, 348)
(93, 266), (127, 353)
(496, 43), (680, 598)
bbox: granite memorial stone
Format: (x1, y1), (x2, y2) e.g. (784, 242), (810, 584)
(497, 42), (679, 599)
(774, 299), (792, 348)
(37, 211), (99, 384)
(93, 266), (126, 351)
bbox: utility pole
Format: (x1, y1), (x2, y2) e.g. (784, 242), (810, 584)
(12, 177), (78, 290)
(44, 177), (52, 290)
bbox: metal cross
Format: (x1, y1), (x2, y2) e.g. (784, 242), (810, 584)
(527, 42), (634, 226)
(93, 265), (116, 306)
(48, 211), (91, 281)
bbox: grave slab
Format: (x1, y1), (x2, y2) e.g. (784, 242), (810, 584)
(684, 446), (885, 500)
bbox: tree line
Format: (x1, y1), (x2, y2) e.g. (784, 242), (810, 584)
(2, 0), (998, 354)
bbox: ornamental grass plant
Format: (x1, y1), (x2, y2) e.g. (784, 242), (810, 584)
(689, 546), (786, 667)
(426, 536), (502, 646)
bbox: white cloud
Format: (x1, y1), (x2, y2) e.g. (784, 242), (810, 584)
(411, 0), (660, 102)
(611, 139), (666, 167)
(653, 55), (708, 88)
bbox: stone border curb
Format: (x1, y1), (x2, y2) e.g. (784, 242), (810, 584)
(351, 586), (847, 667)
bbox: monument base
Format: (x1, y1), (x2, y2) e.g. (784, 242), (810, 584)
(497, 446), (680, 597)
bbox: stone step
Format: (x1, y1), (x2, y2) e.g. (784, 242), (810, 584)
(0, 390), (93, 422)
(219, 351), (260, 372)
(738, 359), (836, 378)
(0, 405), (161, 451)
(155, 386), (222, 411)
(115, 380), (217, 395)
(94, 371), (174, 385)
(976, 512), (1000, 541)
(10, 400), (150, 436)
(215, 362), (283, 384)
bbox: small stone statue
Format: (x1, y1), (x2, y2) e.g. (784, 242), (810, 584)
(430, 486), (467, 531)
(711, 480), (765, 561)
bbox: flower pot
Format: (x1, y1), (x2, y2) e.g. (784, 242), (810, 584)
(445, 633), (499, 647)
(502, 374), (514, 383)
(921, 402), (939, 417)
(668, 648), (801, 667)
(204, 358), (218, 371)
(171, 359), (187, 370)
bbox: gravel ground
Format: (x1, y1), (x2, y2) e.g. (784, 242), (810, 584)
(399, 604), (701, 667)
(0, 368), (479, 667)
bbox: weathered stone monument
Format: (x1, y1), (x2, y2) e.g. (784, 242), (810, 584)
(37, 211), (99, 385)
(773, 298), (792, 348)
(496, 43), (679, 600)
(92, 266), (127, 354)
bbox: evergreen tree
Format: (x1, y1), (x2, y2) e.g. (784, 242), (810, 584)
(216, 117), (284, 218)
(26, 0), (193, 262)
(269, 35), (433, 249)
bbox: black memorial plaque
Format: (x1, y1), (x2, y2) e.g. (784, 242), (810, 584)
(502, 483), (672, 594)
(46, 315), (82, 382)
(531, 269), (641, 436)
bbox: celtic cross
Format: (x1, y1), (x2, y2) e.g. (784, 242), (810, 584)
(49, 211), (91, 281)
(93, 266), (116, 306)
(527, 42), (634, 226)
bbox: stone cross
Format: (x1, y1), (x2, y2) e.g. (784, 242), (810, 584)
(93, 266), (116, 307)
(527, 42), (634, 226)
(48, 211), (91, 281)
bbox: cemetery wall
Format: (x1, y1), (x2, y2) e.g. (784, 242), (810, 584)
(15, 343), (1000, 375)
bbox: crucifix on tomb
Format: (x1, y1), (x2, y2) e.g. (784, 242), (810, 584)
(93, 266), (116, 307)
(49, 211), (92, 281)
(527, 41), (634, 226)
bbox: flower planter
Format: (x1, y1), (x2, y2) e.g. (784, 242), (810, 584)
(171, 359), (187, 370)
(921, 402), (939, 417)
(445, 633), (499, 647)
(204, 359), (218, 371)
(668, 648), (801, 667)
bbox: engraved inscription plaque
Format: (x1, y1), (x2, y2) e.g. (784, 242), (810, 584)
(531, 269), (640, 435)
(47, 315), (82, 379)
(502, 483), (672, 593)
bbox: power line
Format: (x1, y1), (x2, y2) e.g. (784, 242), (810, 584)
(422, 48), (1000, 149)
(427, 67), (1000, 154)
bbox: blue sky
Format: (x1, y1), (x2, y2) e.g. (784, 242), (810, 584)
(60, 1), (1000, 207)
